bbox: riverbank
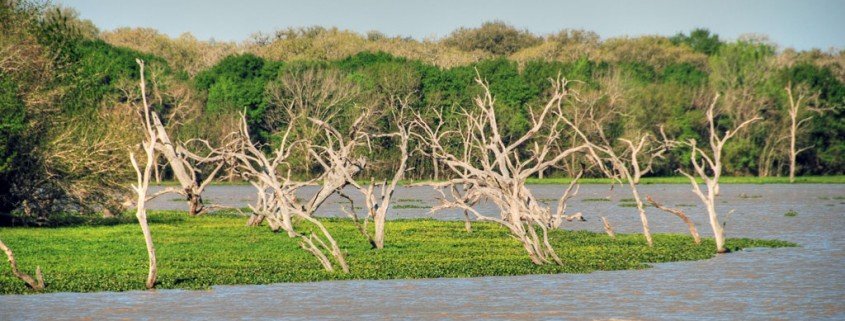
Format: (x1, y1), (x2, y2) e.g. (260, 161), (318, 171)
(0, 211), (793, 294)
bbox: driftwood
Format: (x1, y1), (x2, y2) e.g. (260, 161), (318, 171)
(646, 196), (700, 244)
(0, 238), (44, 291)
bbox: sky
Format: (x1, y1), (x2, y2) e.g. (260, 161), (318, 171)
(57, 0), (845, 51)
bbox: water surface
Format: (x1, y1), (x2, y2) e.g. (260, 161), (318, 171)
(2, 184), (843, 320)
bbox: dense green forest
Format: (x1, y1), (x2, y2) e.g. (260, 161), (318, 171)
(1, 0), (843, 217)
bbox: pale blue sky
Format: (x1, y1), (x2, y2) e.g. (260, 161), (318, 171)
(58, 0), (845, 50)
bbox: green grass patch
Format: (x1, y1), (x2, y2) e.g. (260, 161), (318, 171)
(0, 211), (795, 294)
(582, 198), (611, 202)
(784, 209), (798, 217)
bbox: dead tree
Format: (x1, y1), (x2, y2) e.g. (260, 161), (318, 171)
(305, 110), (370, 216)
(341, 98), (414, 249)
(568, 127), (666, 247)
(227, 114), (348, 273)
(414, 73), (587, 266)
(129, 59), (159, 289)
(0, 238), (44, 291)
(784, 82), (826, 183)
(146, 116), (225, 216)
(646, 196), (700, 244)
(678, 94), (760, 253)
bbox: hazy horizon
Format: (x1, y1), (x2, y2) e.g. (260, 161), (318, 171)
(57, 0), (845, 51)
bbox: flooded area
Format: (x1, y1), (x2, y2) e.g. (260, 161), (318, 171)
(2, 184), (844, 320)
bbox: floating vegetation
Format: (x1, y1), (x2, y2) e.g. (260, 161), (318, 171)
(393, 204), (428, 209)
(784, 209), (798, 217)
(738, 193), (762, 199)
(618, 203), (651, 208)
(0, 211), (795, 294)
(582, 198), (611, 202)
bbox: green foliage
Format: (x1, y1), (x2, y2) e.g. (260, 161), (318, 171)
(0, 75), (26, 175)
(671, 28), (723, 55)
(0, 75), (30, 213)
(662, 62), (707, 86)
(0, 211), (794, 294)
(444, 21), (541, 55)
(194, 53), (283, 136)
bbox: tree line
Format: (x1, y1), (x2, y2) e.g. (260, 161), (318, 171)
(1, 0), (844, 221)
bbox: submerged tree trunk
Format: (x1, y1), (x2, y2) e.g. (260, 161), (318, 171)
(135, 195), (158, 288)
(600, 217), (615, 239)
(628, 181), (653, 247)
(463, 210), (473, 233)
(647, 196), (700, 245)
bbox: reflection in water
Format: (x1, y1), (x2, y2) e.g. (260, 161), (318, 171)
(1, 184), (844, 320)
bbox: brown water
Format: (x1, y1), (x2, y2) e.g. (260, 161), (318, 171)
(2, 184), (844, 320)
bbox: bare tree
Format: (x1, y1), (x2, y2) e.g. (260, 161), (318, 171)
(128, 59), (159, 289)
(784, 82), (825, 183)
(414, 74), (587, 265)
(227, 114), (349, 273)
(567, 123), (666, 247)
(147, 118), (225, 216)
(0, 237), (44, 291)
(341, 97), (414, 249)
(677, 94), (760, 253)
(264, 67), (360, 176)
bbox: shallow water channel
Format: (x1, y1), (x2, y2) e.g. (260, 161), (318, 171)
(2, 184), (844, 320)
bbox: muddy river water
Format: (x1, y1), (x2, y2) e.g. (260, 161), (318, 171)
(2, 184), (844, 320)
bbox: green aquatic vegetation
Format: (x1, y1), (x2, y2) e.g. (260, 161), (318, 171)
(738, 194), (762, 199)
(393, 204), (428, 209)
(675, 204), (696, 207)
(396, 199), (424, 203)
(619, 203), (653, 208)
(0, 211), (795, 294)
(784, 210), (798, 217)
(619, 198), (635, 202)
(582, 198), (611, 202)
